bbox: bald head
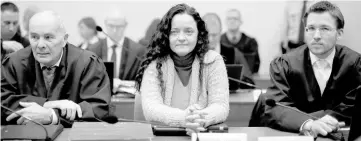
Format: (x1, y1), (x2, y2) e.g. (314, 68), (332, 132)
(29, 11), (66, 35)
(226, 9), (242, 32)
(29, 11), (68, 67)
(203, 13), (222, 32)
(105, 9), (127, 24)
(104, 9), (127, 42)
(203, 13), (222, 51)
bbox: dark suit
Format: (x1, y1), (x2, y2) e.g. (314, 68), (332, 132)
(254, 44), (361, 132)
(1, 43), (111, 127)
(87, 37), (146, 80)
(220, 33), (260, 74)
(1, 32), (30, 61)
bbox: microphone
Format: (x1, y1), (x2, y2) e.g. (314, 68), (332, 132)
(265, 99), (318, 119)
(265, 99), (344, 140)
(1, 104), (50, 141)
(228, 77), (261, 89)
(95, 26), (144, 62)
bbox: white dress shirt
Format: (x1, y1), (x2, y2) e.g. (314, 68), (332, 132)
(299, 47), (335, 132)
(107, 37), (124, 78)
(309, 47), (336, 95)
(80, 36), (99, 50)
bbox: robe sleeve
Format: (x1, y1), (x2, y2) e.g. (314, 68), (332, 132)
(77, 54), (111, 120)
(1, 55), (48, 112)
(325, 56), (361, 124)
(262, 57), (312, 132)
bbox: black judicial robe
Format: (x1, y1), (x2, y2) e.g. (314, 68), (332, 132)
(260, 44), (361, 132)
(348, 86), (361, 141)
(1, 43), (111, 127)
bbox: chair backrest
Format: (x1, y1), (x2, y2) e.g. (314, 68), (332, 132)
(226, 64), (244, 91)
(133, 93), (146, 120)
(104, 62), (114, 95)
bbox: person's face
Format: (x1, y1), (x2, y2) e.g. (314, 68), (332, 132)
(105, 18), (126, 42)
(169, 13), (198, 57)
(206, 24), (221, 50)
(29, 18), (67, 66)
(1, 10), (19, 40)
(305, 12), (342, 58)
(78, 22), (95, 40)
(226, 11), (241, 32)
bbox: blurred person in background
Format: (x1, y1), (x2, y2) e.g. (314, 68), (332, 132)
(1, 2), (30, 60)
(139, 18), (161, 47)
(78, 17), (99, 50)
(221, 9), (260, 74)
(88, 9), (146, 91)
(202, 12), (254, 89)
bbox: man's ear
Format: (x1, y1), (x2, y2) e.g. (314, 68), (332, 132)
(63, 34), (69, 47)
(336, 28), (343, 40)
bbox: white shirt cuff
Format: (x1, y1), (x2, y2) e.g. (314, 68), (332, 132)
(300, 119), (313, 132)
(50, 108), (59, 125)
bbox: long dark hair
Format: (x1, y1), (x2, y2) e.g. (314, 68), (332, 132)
(135, 3), (209, 95)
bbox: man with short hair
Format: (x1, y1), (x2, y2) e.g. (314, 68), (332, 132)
(221, 9), (260, 74)
(78, 17), (99, 50)
(1, 11), (111, 127)
(1, 2), (30, 60)
(88, 9), (146, 90)
(260, 1), (361, 138)
(202, 12), (254, 89)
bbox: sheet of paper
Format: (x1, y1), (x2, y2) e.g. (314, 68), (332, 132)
(192, 133), (247, 141)
(258, 136), (313, 141)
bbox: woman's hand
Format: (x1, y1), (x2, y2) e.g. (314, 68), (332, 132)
(185, 105), (208, 136)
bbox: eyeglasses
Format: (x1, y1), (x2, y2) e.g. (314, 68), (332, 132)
(305, 26), (336, 35)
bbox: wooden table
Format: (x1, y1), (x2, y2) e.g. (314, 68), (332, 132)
(111, 90), (263, 127)
(55, 122), (336, 141)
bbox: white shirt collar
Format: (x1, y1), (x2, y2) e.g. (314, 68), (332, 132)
(107, 37), (124, 49)
(89, 36), (99, 44)
(40, 49), (64, 68)
(309, 47), (336, 67)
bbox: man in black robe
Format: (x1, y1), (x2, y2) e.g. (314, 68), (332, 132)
(250, 1), (361, 138)
(1, 11), (111, 127)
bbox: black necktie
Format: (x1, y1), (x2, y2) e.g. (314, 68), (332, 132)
(110, 45), (117, 77)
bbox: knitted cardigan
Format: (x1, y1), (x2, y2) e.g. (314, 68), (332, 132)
(140, 50), (230, 127)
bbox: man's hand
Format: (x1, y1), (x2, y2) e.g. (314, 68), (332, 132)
(2, 41), (24, 52)
(320, 115), (345, 131)
(304, 119), (335, 137)
(43, 100), (82, 121)
(6, 102), (53, 125)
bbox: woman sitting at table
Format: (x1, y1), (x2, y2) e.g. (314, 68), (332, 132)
(135, 3), (229, 134)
